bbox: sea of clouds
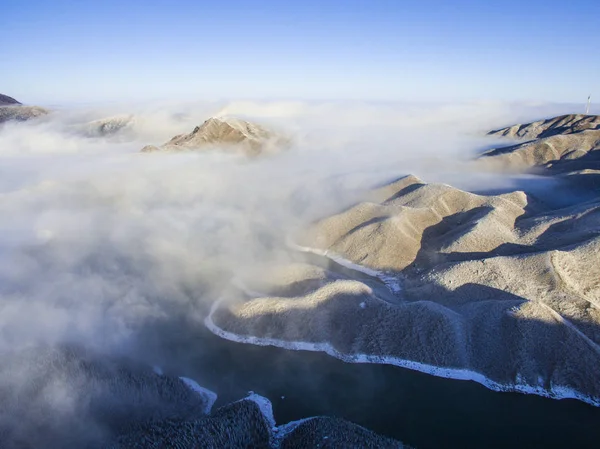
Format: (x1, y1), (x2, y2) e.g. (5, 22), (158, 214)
(0, 98), (585, 445)
(0, 99), (585, 353)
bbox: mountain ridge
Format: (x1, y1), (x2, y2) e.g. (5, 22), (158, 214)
(481, 114), (600, 171)
(488, 114), (600, 140)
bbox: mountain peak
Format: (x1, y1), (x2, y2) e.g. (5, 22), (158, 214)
(141, 116), (288, 155)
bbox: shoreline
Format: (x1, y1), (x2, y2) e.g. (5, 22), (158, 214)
(286, 238), (403, 293)
(205, 293), (600, 408)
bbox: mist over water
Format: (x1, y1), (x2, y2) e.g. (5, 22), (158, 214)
(0, 99), (591, 446)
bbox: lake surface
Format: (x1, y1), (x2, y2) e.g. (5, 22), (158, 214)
(152, 322), (600, 449)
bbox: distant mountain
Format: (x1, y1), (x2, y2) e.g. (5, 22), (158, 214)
(0, 105), (49, 123)
(488, 114), (600, 140)
(0, 93), (21, 105)
(0, 94), (49, 123)
(480, 128), (600, 170)
(141, 117), (288, 155)
(481, 114), (600, 171)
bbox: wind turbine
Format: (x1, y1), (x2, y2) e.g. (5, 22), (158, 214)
(585, 95), (591, 115)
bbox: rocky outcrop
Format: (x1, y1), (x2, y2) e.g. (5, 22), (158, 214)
(141, 117), (288, 155)
(82, 115), (135, 137)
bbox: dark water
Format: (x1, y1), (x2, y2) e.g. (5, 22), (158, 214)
(140, 244), (600, 449)
(148, 163), (600, 448)
(153, 324), (600, 449)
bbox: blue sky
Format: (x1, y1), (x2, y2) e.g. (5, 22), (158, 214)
(2, 0), (599, 104)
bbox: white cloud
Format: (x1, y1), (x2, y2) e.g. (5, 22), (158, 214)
(0, 99), (578, 444)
